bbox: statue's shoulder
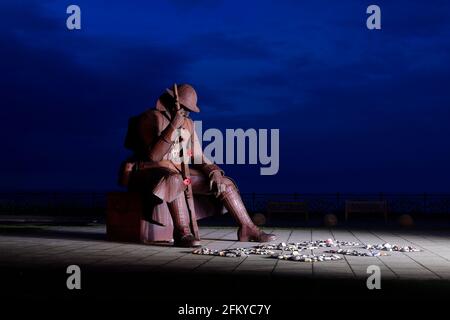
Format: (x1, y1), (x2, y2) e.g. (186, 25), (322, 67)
(184, 117), (195, 133)
(185, 117), (194, 126)
(141, 107), (158, 117)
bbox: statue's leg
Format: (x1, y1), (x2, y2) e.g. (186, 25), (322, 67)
(167, 194), (200, 247)
(219, 178), (277, 242)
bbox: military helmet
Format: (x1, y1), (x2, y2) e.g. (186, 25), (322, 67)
(166, 84), (200, 113)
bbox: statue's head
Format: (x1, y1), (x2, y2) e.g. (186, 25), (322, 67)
(165, 84), (200, 113)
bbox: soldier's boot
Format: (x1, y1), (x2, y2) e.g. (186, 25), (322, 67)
(167, 195), (201, 247)
(220, 184), (277, 242)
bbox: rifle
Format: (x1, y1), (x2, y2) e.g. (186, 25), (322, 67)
(173, 83), (200, 242)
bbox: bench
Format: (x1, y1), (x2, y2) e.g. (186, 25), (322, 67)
(266, 201), (309, 223)
(345, 200), (388, 223)
(107, 192), (173, 243)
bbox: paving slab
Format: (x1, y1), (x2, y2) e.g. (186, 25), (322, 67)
(0, 225), (449, 282)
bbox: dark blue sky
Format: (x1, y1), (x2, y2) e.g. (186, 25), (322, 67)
(1, 0), (450, 192)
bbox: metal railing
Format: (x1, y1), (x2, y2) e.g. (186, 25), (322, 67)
(241, 192), (450, 216)
(0, 192), (449, 216)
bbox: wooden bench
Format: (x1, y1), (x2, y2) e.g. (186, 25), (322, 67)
(107, 192), (173, 243)
(266, 201), (309, 223)
(345, 200), (388, 223)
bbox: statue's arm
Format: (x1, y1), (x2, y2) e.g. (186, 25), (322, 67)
(189, 123), (224, 178)
(139, 113), (177, 162)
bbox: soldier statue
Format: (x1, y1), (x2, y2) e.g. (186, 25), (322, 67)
(120, 84), (276, 247)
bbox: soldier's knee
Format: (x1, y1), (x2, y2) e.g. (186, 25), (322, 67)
(222, 176), (238, 193)
(167, 172), (185, 185)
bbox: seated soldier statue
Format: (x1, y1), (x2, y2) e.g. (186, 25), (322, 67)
(120, 84), (277, 247)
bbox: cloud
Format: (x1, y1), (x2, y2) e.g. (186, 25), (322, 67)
(2, 0), (450, 192)
(0, 1), (195, 189)
(185, 32), (274, 60)
(168, 0), (224, 10)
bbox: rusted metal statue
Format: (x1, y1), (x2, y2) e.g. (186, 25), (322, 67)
(120, 84), (276, 247)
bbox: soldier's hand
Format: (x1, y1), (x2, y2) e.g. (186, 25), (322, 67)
(209, 171), (226, 198)
(170, 108), (186, 129)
